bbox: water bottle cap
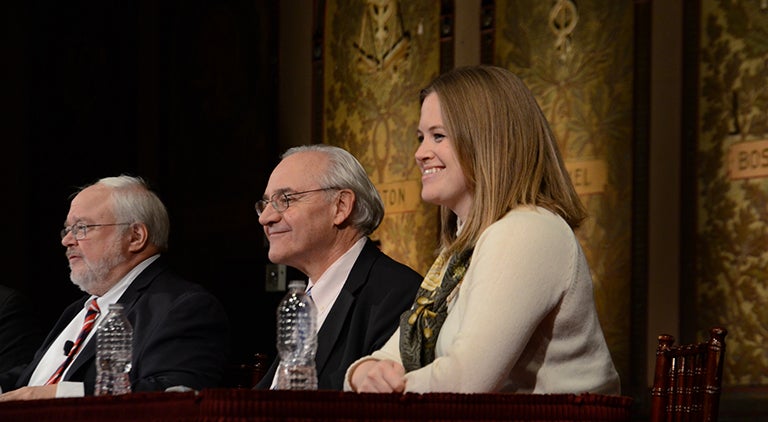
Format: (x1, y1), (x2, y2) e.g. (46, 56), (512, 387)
(287, 280), (307, 290)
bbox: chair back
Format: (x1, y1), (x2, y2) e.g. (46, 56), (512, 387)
(650, 326), (727, 422)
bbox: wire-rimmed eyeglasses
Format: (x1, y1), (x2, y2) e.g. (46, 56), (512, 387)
(255, 187), (337, 216)
(60, 222), (132, 240)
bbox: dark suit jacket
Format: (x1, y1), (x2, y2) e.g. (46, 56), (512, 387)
(0, 285), (45, 373)
(257, 238), (422, 390)
(0, 257), (230, 395)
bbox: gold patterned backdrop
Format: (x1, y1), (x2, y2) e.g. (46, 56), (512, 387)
(494, 0), (633, 388)
(696, 0), (768, 387)
(322, 0), (441, 276)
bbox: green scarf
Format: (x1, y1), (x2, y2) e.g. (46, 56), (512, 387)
(399, 248), (473, 372)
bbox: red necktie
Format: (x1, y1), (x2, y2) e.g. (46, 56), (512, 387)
(45, 299), (101, 385)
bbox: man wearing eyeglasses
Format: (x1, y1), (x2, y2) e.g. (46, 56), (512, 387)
(0, 175), (230, 401)
(255, 144), (422, 390)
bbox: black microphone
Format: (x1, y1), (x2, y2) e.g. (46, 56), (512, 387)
(63, 340), (74, 355)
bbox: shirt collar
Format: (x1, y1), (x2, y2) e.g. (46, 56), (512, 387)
(92, 254), (160, 312)
(306, 238), (366, 328)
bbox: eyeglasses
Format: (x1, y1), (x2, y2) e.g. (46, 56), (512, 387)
(60, 222), (132, 240)
(255, 187), (337, 216)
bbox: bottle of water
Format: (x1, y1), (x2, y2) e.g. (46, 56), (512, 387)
(95, 303), (133, 396)
(275, 280), (318, 390)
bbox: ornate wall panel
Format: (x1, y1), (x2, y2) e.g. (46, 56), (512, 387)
(493, 0), (634, 388)
(693, 0), (768, 387)
(320, 0), (442, 275)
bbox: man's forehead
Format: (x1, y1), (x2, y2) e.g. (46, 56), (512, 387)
(266, 152), (325, 190)
(68, 187), (112, 221)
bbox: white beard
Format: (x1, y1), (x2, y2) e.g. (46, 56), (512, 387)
(70, 240), (126, 295)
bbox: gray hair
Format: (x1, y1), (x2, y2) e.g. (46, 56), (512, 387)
(84, 175), (170, 251)
(282, 145), (384, 236)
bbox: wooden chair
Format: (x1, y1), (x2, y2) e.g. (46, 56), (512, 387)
(650, 326), (727, 422)
(223, 352), (270, 389)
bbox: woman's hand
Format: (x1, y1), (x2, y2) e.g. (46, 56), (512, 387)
(350, 359), (406, 393)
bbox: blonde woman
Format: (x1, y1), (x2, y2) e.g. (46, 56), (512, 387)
(345, 65), (620, 395)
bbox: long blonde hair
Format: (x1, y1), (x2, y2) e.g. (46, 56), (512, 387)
(421, 65), (586, 257)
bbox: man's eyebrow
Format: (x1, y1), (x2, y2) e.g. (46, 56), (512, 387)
(263, 187), (292, 199)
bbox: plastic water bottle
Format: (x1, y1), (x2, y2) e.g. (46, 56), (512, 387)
(275, 280), (318, 390)
(95, 303), (133, 396)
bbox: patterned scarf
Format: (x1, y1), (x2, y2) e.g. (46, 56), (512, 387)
(399, 248), (473, 372)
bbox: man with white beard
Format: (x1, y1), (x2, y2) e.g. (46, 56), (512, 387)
(0, 175), (230, 400)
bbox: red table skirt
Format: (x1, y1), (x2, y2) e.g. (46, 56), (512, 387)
(0, 389), (633, 421)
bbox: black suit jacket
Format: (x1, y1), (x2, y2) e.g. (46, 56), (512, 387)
(257, 238), (422, 390)
(0, 285), (45, 373)
(0, 257), (230, 395)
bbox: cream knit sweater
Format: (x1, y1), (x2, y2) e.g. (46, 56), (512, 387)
(345, 206), (620, 394)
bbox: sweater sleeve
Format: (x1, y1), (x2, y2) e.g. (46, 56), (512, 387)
(342, 326), (403, 391)
(403, 208), (578, 392)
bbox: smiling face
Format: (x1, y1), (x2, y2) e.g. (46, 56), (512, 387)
(415, 92), (472, 222)
(258, 152), (340, 275)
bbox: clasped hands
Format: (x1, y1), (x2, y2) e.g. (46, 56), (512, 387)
(350, 359), (406, 393)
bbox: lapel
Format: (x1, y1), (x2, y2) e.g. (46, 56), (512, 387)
(314, 239), (379, 374)
(17, 298), (86, 386)
(63, 257), (167, 380)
